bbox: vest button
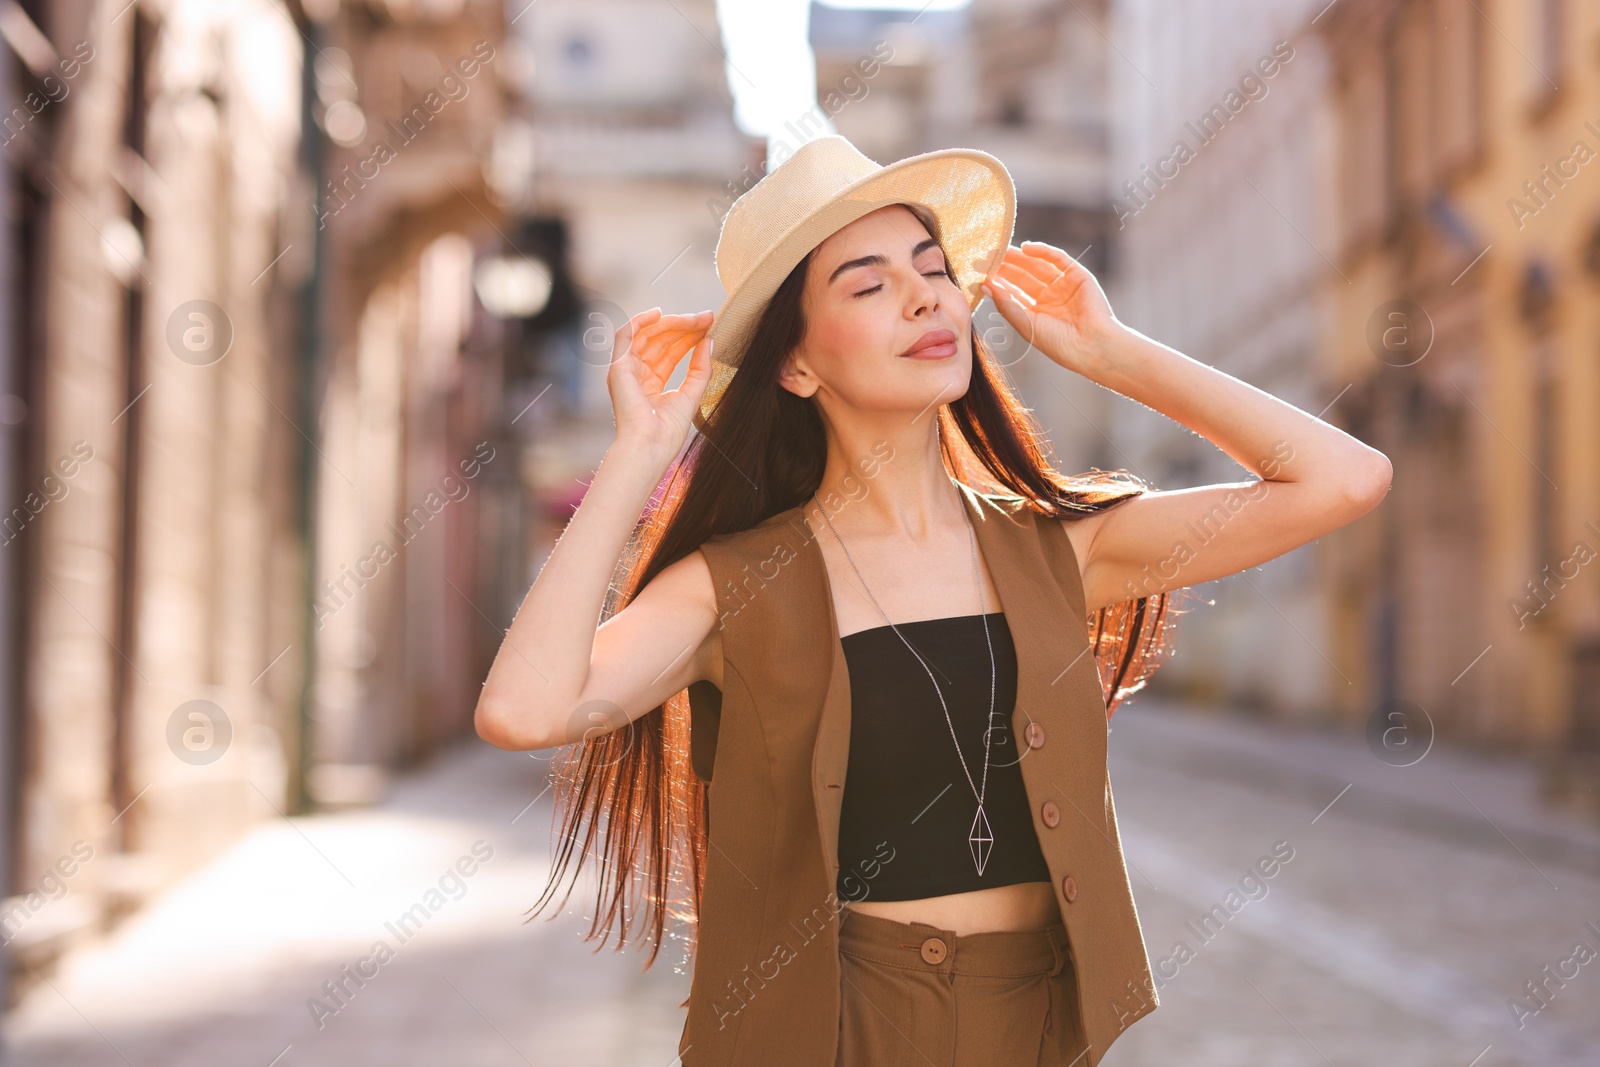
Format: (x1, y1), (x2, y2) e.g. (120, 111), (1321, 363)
(1024, 722), (1045, 749)
(1041, 800), (1060, 828)
(919, 937), (948, 965)
(1061, 875), (1078, 902)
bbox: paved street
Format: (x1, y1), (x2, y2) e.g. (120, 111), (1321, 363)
(4, 698), (1598, 1066)
(1103, 701), (1600, 1067)
(1, 743), (692, 1067)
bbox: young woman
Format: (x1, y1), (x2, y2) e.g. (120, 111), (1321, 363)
(474, 136), (1391, 1067)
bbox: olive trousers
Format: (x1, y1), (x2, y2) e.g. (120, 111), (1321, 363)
(835, 907), (1091, 1067)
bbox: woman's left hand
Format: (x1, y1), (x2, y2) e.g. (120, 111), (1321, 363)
(981, 241), (1122, 376)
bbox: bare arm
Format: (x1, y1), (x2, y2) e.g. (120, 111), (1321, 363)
(986, 242), (1392, 613)
(475, 308), (719, 751)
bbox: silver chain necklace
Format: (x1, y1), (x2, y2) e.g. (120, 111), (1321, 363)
(813, 486), (999, 876)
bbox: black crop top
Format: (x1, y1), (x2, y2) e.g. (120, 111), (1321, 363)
(835, 612), (1053, 902)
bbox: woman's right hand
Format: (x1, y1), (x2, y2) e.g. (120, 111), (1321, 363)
(606, 307), (714, 459)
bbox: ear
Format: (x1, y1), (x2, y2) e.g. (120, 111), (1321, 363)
(776, 350), (818, 400)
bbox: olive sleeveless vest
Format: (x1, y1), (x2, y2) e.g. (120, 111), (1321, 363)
(680, 485), (1159, 1066)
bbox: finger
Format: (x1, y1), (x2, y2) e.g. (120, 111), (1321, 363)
(626, 326), (705, 370)
(633, 324), (712, 374)
(1019, 240), (1084, 274)
(636, 331), (705, 389)
(623, 307), (663, 333)
(639, 310), (714, 335)
(671, 335), (715, 410)
(627, 311), (713, 354)
(614, 308), (663, 355)
(658, 328), (708, 369)
(985, 274), (1036, 311)
(1002, 246), (1061, 286)
(994, 262), (1047, 300)
(628, 316), (699, 350)
(630, 322), (701, 356)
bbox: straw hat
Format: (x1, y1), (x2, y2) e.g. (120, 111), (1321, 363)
(696, 134), (1015, 425)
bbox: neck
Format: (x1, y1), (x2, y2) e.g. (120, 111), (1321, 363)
(810, 413), (966, 541)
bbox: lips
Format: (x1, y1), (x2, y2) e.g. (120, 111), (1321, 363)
(900, 328), (958, 359)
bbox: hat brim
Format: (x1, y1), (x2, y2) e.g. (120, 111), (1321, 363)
(695, 147), (1015, 426)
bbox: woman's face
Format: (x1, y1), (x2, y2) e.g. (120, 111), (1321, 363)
(780, 204), (972, 417)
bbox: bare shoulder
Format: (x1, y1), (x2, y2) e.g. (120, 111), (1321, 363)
(966, 486), (1102, 568)
(1051, 495), (1147, 612)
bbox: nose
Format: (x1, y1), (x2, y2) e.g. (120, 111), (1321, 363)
(907, 269), (942, 318)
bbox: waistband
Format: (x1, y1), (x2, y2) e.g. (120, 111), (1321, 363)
(838, 906), (1069, 979)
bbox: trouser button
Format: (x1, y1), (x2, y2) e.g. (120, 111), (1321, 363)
(919, 937), (948, 964)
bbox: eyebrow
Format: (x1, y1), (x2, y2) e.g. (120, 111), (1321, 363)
(827, 237), (943, 286)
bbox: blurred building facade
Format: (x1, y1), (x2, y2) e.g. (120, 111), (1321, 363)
(306, 0), (512, 807)
(0, 0), (525, 1006)
(499, 0), (747, 562)
(1110, 0), (1600, 783)
(1, 0), (313, 1001)
(1104, 0), (1338, 717)
(1318, 0), (1493, 743)
(1319, 0), (1600, 779)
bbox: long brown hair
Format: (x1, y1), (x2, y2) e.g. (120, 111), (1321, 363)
(525, 211), (1187, 985)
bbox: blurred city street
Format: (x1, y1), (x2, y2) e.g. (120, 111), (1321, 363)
(0, 734), (696, 1067)
(4, 697), (1596, 1066)
(6, 0), (1600, 1061)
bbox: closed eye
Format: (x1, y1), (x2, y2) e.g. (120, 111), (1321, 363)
(853, 271), (951, 298)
